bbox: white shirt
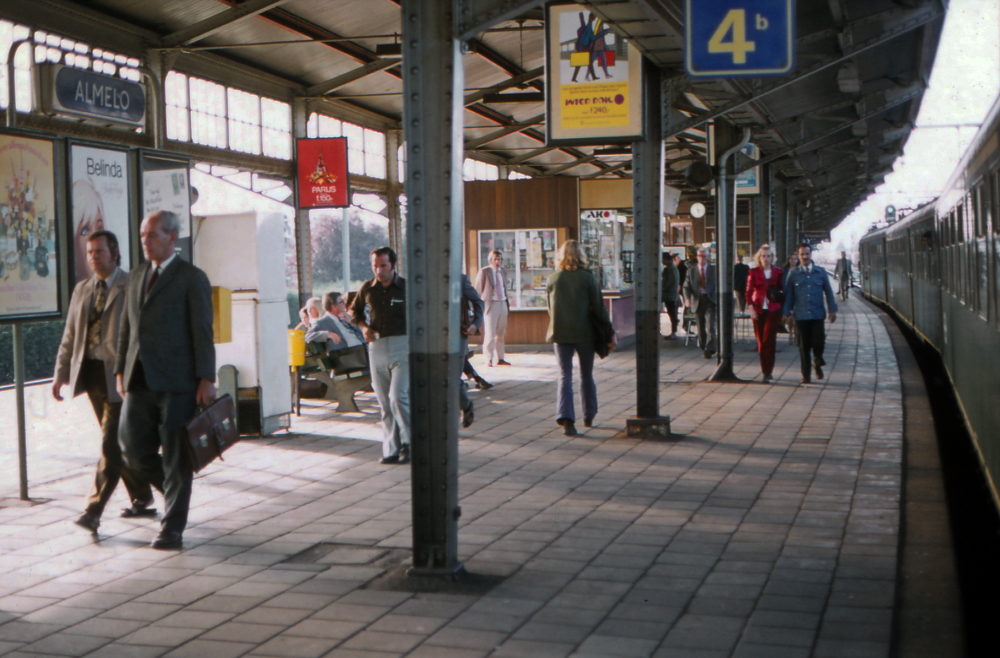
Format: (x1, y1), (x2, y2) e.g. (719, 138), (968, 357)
(494, 268), (506, 301)
(327, 312), (363, 348)
(762, 266), (772, 310)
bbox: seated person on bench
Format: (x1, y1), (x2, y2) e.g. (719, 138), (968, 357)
(296, 296), (322, 331)
(305, 292), (365, 352)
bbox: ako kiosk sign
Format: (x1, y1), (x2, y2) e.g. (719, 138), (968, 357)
(295, 137), (350, 209)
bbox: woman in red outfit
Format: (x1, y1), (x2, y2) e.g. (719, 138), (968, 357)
(746, 245), (783, 383)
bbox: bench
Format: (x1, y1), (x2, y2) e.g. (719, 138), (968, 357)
(294, 342), (372, 414)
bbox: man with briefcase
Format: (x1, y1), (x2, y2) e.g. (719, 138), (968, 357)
(115, 210), (217, 551)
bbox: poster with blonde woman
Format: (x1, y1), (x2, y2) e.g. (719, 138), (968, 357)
(70, 144), (131, 287)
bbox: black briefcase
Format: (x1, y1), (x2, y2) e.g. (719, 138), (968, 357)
(183, 394), (239, 473)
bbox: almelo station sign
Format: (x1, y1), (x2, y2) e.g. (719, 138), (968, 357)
(39, 63), (146, 126)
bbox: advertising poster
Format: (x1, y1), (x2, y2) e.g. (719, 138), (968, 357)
(0, 132), (59, 320)
(70, 144), (131, 287)
(141, 153), (192, 262)
(546, 3), (644, 146)
(296, 137), (349, 209)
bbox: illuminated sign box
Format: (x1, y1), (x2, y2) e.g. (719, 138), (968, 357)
(296, 137), (350, 209)
(39, 64), (146, 126)
(545, 3), (645, 147)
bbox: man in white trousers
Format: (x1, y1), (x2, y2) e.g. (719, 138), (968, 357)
(475, 249), (511, 367)
(350, 247), (410, 464)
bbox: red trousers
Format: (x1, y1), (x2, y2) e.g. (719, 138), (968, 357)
(752, 311), (782, 377)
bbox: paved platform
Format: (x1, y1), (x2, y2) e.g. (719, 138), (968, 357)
(0, 293), (908, 658)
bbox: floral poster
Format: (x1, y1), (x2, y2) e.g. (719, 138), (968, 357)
(0, 132), (59, 320)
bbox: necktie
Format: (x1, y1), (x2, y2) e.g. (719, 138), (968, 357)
(86, 280), (107, 353)
(146, 266), (159, 296)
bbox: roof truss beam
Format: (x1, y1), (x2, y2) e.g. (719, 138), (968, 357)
(301, 59), (401, 97)
(464, 114), (545, 149)
(456, 0), (546, 41)
(162, 0), (293, 47)
(464, 67), (544, 105)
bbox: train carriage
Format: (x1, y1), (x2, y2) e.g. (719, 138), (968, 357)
(861, 93), (1000, 511)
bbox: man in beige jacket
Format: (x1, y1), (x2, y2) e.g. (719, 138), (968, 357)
(53, 230), (154, 533)
(475, 249), (511, 366)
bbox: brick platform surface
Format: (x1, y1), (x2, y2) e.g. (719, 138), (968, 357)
(0, 293), (902, 658)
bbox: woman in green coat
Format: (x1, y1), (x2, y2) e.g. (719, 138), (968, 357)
(546, 240), (616, 436)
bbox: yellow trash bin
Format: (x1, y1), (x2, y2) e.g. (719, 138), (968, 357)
(288, 329), (306, 367)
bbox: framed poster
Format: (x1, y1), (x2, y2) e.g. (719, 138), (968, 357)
(69, 142), (131, 288)
(545, 2), (645, 146)
(140, 151), (192, 262)
(0, 129), (61, 321)
(296, 137), (350, 209)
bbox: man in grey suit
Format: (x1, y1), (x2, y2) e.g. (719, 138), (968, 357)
(683, 247), (718, 359)
(53, 230), (154, 533)
(305, 292), (365, 350)
(115, 210), (216, 550)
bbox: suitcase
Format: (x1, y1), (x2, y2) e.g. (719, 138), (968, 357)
(183, 394), (239, 473)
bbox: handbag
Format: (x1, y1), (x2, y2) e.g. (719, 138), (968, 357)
(591, 310), (616, 359)
(766, 286), (784, 305)
(183, 394), (239, 473)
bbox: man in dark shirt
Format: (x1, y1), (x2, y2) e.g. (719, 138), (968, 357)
(351, 247), (410, 464)
(733, 255), (750, 313)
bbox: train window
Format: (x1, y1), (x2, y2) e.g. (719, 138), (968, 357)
(974, 184), (987, 237)
(957, 204), (965, 243)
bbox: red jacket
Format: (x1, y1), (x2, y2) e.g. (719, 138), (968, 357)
(746, 266), (784, 314)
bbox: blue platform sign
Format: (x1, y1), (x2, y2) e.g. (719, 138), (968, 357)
(685, 0), (795, 78)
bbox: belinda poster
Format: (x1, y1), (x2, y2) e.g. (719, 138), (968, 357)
(70, 143), (131, 288)
(0, 131), (60, 321)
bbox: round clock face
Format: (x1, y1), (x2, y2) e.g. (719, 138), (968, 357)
(690, 202), (706, 219)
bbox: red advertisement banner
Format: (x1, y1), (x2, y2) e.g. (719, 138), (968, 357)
(296, 137), (349, 209)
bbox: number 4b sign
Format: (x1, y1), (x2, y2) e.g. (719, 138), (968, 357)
(685, 0), (795, 78)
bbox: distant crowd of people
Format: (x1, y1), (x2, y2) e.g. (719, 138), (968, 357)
(660, 243), (844, 384)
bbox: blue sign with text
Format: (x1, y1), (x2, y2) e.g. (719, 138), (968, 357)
(685, 0), (795, 78)
(53, 65), (145, 125)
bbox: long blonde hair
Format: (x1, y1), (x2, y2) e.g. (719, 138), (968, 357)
(556, 239), (588, 271)
(753, 244), (773, 269)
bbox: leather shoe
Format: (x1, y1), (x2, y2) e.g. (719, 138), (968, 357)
(462, 402), (475, 428)
(814, 365), (824, 380)
(497, 359), (512, 366)
(151, 530), (182, 550)
(74, 512), (100, 533)
(583, 416), (594, 428)
(562, 421), (577, 436)
(801, 377), (811, 385)
(762, 374), (773, 384)
(703, 351), (713, 359)
(379, 454), (399, 464)
(474, 376), (493, 390)
(121, 501), (157, 518)
(398, 444), (411, 464)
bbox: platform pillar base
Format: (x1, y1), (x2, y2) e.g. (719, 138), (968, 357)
(626, 416), (672, 439)
(406, 562), (466, 581)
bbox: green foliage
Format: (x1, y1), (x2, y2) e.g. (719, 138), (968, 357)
(310, 212), (389, 290)
(0, 321), (66, 387)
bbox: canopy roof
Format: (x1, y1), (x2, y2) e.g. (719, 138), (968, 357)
(10, 0), (944, 231)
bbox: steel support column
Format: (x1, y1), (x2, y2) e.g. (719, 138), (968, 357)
(401, 0), (464, 576)
(385, 129), (404, 268)
(292, 98), (313, 306)
(709, 122), (749, 382)
(753, 165), (770, 252)
(13, 324), (28, 500)
(773, 183), (788, 264)
(626, 63), (669, 439)
(786, 199), (798, 259)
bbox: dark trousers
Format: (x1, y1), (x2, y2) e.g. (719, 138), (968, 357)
(81, 359), (152, 518)
(751, 312), (781, 377)
(663, 300), (679, 335)
(555, 342), (597, 423)
(795, 319), (827, 378)
(735, 290), (747, 313)
(695, 297), (717, 355)
(119, 365), (196, 534)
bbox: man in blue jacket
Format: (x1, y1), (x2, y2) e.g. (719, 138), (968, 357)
(783, 244), (838, 384)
